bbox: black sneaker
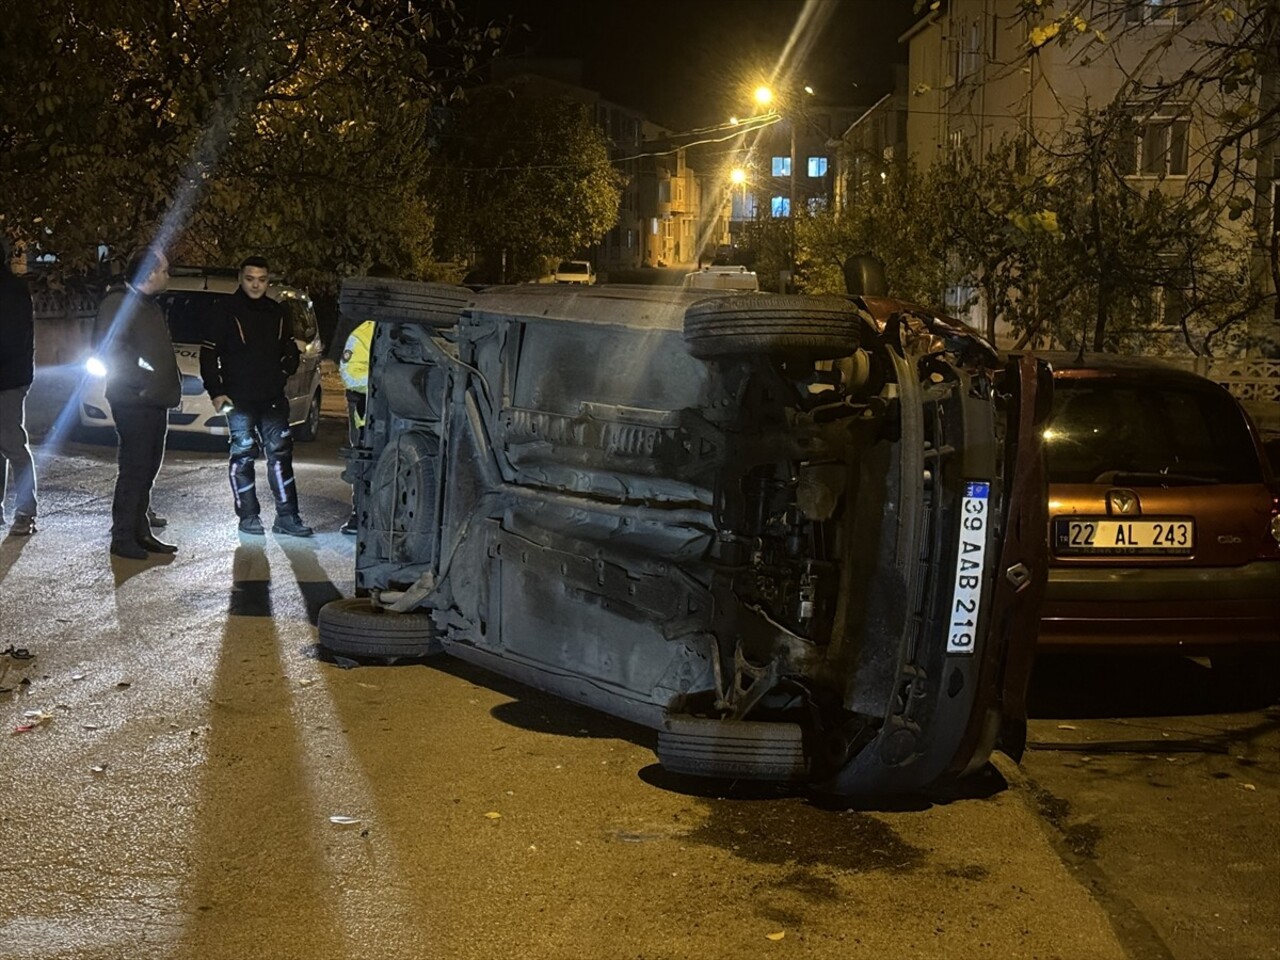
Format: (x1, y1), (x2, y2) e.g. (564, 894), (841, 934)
(148, 510), (167, 529)
(272, 514), (314, 538)
(340, 513), (358, 536)
(238, 516), (265, 535)
(10, 514), (36, 536)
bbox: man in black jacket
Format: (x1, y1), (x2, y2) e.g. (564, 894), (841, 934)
(0, 240), (37, 536)
(94, 246), (180, 560)
(200, 257), (312, 537)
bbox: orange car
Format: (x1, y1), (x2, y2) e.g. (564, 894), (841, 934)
(1037, 353), (1280, 692)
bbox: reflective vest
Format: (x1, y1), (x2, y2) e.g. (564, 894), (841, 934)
(339, 320), (374, 393)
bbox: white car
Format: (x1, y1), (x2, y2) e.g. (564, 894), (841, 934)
(552, 260), (596, 285)
(79, 268), (325, 440)
(682, 264), (760, 292)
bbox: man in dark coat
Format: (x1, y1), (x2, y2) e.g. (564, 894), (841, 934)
(0, 240), (37, 536)
(94, 247), (180, 559)
(200, 256), (312, 537)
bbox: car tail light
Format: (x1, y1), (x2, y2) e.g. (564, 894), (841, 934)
(1267, 494), (1280, 552)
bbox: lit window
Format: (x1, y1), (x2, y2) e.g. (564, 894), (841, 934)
(771, 196), (790, 217)
(807, 156), (828, 177)
(772, 156), (791, 177)
(731, 193), (757, 219)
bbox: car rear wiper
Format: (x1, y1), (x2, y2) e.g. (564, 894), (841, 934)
(1090, 470), (1219, 486)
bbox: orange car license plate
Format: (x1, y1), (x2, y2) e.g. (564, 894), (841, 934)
(1054, 517), (1194, 555)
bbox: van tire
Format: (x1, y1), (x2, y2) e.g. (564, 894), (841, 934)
(318, 598), (442, 659)
(339, 278), (473, 328)
(369, 432), (440, 565)
(657, 715), (809, 781)
(684, 294), (861, 361)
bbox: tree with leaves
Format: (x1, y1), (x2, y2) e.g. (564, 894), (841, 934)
(1012, 0), (1279, 322)
(0, 0), (504, 290)
(428, 87), (622, 282)
(795, 160), (954, 306)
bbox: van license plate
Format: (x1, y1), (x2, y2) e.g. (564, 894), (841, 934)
(1054, 518), (1194, 555)
(947, 481), (991, 655)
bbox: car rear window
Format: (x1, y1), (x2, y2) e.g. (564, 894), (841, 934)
(1045, 378), (1262, 484)
(160, 291), (223, 345)
(557, 262), (588, 274)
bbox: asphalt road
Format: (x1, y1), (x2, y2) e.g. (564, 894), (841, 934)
(1, 370), (1276, 960)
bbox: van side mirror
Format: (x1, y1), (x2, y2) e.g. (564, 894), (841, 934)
(842, 254), (888, 297)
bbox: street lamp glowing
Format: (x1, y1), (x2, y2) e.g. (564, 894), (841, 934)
(730, 168), (746, 186)
(753, 86), (773, 108)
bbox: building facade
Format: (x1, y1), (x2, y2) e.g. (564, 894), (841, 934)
(901, 0), (1277, 354)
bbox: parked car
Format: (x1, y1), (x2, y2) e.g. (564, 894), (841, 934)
(320, 277), (1050, 796)
(552, 260), (596, 285)
(682, 265), (760, 292)
(79, 267), (325, 441)
(1036, 352), (1280, 693)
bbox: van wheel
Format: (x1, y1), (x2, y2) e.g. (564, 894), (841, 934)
(684, 294), (862, 361)
(369, 432), (439, 565)
(339, 278), (473, 328)
(656, 715), (809, 781)
(294, 389), (321, 442)
(318, 598), (441, 659)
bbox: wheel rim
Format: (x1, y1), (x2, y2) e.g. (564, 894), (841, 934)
(369, 432), (439, 564)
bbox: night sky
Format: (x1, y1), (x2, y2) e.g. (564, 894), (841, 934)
(473, 0), (921, 130)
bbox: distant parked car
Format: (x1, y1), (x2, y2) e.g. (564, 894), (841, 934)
(682, 265), (760, 292)
(1036, 352), (1280, 694)
(552, 260), (596, 285)
(79, 267), (325, 441)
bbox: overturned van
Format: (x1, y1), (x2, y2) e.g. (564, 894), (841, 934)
(321, 278), (1050, 796)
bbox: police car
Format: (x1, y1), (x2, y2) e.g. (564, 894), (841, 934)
(79, 267), (325, 440)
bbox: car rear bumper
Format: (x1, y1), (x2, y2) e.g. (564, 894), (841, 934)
(1039, 560), (1280, 650)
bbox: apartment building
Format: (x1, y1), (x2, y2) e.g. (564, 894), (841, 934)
(727, 103), (865, 232)
(902, 0), (1277, 350)
(489, 59), (722, 272)
(830, 67), (910, 210)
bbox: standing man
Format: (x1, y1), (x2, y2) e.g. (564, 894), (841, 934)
(200, 257), (313, 538)
(94, 247), (180, 559)
(0, 239), (37, 536)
